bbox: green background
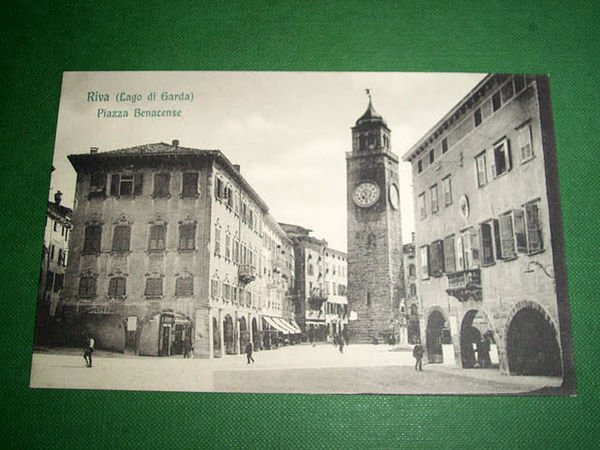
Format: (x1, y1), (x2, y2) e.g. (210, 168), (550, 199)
(1, 0), (598, 448)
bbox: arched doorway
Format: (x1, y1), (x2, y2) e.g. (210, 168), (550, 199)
(239, 316), (249, 352)
(460, 310), (496, 369)
(426, 310), (449, 363)
(252, 317), (260, 350)
(212, 317), (221, 357)
(223, 314), (235, 355)
(506, 307), (562, 376)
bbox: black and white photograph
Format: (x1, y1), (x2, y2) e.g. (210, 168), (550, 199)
(30, 71), (575, 395)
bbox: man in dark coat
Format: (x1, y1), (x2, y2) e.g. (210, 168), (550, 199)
(245, 342), (255, 364)
(413, 340), (424, 371)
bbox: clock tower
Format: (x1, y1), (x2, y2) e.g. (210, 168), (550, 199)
(346, 94), (404, 343)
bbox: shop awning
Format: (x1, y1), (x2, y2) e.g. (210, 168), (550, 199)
(289, 319), (303, 334)
(263, 316), (290, 333)
(272, 317), (300, 334)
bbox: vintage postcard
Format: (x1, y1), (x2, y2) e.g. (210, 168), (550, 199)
(30, 71), (575, 395)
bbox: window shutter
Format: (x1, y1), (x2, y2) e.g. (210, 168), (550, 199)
(513, 209), (528, 253)
(443, 236), (456, 273)
(526, 203), (543, 253)
(480, 223), (494, 265)
(470, 228), (481, 268)
(134, 173), (143, 195)
(499, 214), (516, 258)
(492, 219), (503, 259)
(110, 174), (119, 196)
(506, 140), (512, 171)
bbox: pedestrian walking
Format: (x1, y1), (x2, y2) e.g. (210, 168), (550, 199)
(412, 340), (424, 371)
(478, 334), (491, 368)
(183, 338), (191, 359)
(83, 334), (95, 368)
(245, 342), (255, 364)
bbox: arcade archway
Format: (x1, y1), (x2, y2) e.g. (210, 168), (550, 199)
(239, 316), (249, 351)
(223, 314), (236, 355)
(252, 317), (260, 349)
(506, 306), (562, 376)
(426, 310), (449, 363)
(460, 309), (496, 369)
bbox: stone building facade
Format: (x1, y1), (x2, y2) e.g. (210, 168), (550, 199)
(402, 237), (421, 345)
(403, 74), (571, 377)
(59, 141), (297, 358)
(36, 190), (72, 345)
(346, 98), (404, 343)
(279, 223), (347, 342)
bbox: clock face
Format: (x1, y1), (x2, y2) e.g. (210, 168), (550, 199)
(389, 184), (400, 210)
(353, 182), (380, 207)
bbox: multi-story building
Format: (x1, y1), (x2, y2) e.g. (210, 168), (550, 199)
(402, 235), (420, 345)
(279, 224), (348, 342)
(59, 141), (298, 358)
(403, 74), (572, 378)
(36, 190), (72, 345)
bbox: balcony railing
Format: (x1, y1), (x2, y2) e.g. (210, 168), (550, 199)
(238, 264), (256, 285)
(446, 269), (482, 302)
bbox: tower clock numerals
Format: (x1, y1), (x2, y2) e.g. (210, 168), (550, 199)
(353, 182), (380, 208)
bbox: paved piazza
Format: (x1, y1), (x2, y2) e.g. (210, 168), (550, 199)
(30, 343), (562, 395)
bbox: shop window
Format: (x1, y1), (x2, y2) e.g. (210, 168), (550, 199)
(83, 224), (102, 254)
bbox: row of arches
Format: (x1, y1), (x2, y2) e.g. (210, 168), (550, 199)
(425, 302), (562, 376)
(213, 315), (262, 356)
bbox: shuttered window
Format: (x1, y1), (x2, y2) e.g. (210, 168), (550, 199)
(456, 235), (465, 271)
(518, 125), (533, 162)
(182, 172), (199, 197)
(470, 228), (481, 268)
(443, 235), (456, 273)
(176, 277), (193, 296)
(525, 201), (544, 253)
(78, 277), (96, 297)
(492, 139), (512, 177)
(148, 224), (166, 250)
(83, 225), (102, 254)
(144, 278), (163, 297)
(430, 240), (444, 277)
(513, 209), (528, 253)
(179, 224), (196, 250)
(499, 213), (516, 259)
(112, 225), (131, 252)
(108, 277), (126, 296)
(153, 173), (170, 197)
(480, 223), (495, 265)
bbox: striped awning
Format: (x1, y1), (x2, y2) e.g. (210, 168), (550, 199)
(263, 316), (289, 333)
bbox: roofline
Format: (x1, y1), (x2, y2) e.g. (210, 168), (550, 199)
(402, 73), (495, 162)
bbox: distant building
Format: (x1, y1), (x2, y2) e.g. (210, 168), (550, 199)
(279, 223), (348, 342)
(36, 190), (72, 345)
(402, 234), (420, 345)
(58, 141), (299, 357)
(403, 74), (570, 377)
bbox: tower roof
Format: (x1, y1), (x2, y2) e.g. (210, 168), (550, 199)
(355, 98), (388, 128)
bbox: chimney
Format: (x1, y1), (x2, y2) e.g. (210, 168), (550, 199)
(90, 147), (98, 154)
(172, 139), (179, 148)
(233, 164), (241, 173)
(54, 190), (63, 206)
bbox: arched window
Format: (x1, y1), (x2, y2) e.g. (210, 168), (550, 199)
(410, 284), (417, 296)
(408, 264), (416, 277)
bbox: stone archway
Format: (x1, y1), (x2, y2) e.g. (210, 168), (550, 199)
(460, 309), (496, 369)
(506, 302), (562, 376)
(252, 317), (260, 350)
(223, 314), (236, 355)
(426, 309), (449, 363)
(212, 317), (221, 357)
(239, 316), (249, 352)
